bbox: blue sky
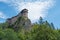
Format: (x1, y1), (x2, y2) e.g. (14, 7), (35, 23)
(44, 0), (60, 29)
(0, 0), (60, 29)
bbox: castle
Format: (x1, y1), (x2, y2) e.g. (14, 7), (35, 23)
(6, 9), (31, 30)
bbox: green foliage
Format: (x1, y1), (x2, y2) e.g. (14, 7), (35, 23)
(39, 17), (43, 24)
(0, 28), (19, 40)
(0, 22), (9, 29)
(0, 17), (60, 40)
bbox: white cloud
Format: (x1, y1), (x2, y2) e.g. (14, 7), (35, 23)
(0, 12), (6, 19)
(0, 0), (55, 22)
(13, 0), (55, 22)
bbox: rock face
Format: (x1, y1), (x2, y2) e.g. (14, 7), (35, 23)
(6, 9), (31, 31)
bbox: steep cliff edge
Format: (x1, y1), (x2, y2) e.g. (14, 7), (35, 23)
(6, 9), (31, 31)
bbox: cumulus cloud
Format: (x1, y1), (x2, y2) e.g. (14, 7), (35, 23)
(11, 0), (55, 22)
(0, 0), (55, 22)
(0, 12), (6, 19)
(18, 1), (54, 22)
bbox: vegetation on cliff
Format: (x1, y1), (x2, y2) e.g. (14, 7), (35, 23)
(0, 17), (60, 40)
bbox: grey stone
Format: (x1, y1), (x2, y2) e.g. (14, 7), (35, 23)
(6, 9), (31, 31)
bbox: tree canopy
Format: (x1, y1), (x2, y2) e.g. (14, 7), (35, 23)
(0, 17), (60, 40)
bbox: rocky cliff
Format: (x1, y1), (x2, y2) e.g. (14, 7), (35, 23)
(6, 9), (31, 31)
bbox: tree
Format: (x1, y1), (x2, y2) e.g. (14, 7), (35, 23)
(51, 23), (55, 29)
(39, 17), (43, 24)
(0, 28), (19, 40)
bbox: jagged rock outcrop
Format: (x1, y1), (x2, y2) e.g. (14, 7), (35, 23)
(6, 9), (31, 31)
